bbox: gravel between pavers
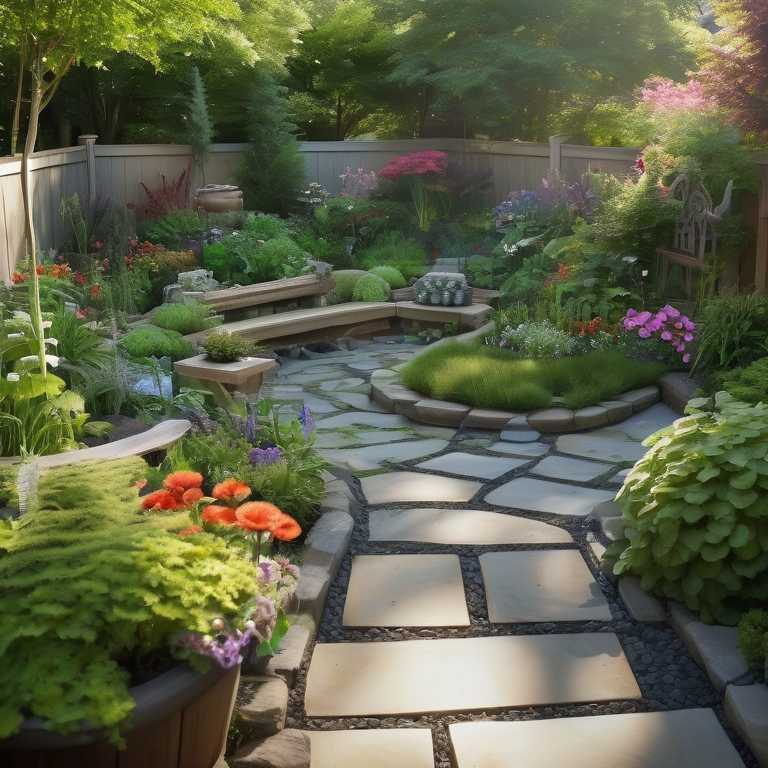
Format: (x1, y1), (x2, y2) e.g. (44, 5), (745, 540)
(274, 352), (759, 768)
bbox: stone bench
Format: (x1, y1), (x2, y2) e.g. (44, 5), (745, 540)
(185, 302), (493, 346)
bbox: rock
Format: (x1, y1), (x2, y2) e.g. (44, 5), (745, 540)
(591, 500), (623, 519)
(463, 409), (519, 429)
(616, 386), (660, 413)
(240, 676), (289, 738)
(526, 408), (575, 432)
(177, 268), (221, 292)
(229, 729), (311, 768)
(302, 511), (354, 573)
(659, 372), (701, 415)
(618, 576), (666, 624)
(265, 624), (312, 688)
(724, 683), (768, 768)
(600, 555), (618, 583)
(413, 398), (470, 427)
(573, 406), (609, 430)
(602, 517), (626, 542)
(600, 400), (634, 424)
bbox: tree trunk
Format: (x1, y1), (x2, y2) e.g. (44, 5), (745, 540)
(11, 38), (26, 156)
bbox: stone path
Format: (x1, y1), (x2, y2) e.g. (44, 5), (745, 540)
(258, 339), (755, 768)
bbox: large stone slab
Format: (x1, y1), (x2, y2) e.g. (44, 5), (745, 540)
(487, 441), (551, 459)
(463, 408), (519, 429)
(307, 730), (435, 768)
(331, 391), (388, 412)
(343, 554), (470, 627)
(361, 472), (482, 505)
(556, 434), (648, 463)
(316, 412), (411, 430)
(612, 402), (679, 441)
(485, 477), (615, 517)
(416, 452), (528, 479)
(318, 377), (366, 391)
(230, 729), (310, 768)
(320, 439), (449, 471)
(725, 683), (768, 768)
(480, 550), (611, 623)
(618, 575), (666, 624)
(305, 634), (640, 716)
(530, 456), (613, 483)
(369, 508), (572, 545)
(448, 709), (747, 768)
(314, 429), (413, 449)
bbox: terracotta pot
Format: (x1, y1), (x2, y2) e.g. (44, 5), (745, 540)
(0, 663), (240, 768)
(194, 185), (244, 214)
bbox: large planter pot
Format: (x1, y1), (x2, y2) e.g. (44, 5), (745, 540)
(194, 184), (244, 215)
(0, 663), (239, 768)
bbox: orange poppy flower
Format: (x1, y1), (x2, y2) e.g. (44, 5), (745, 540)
(164, 470), (203, 493)
(272, 513), (302, 541)
(182, 487), (204, 506)
(235, 501), (281, 531)
(202, 505), (238, 525)
(212, 479), (251, 504)
(141, 490), (178, 511)
(179, 526), (202, 536)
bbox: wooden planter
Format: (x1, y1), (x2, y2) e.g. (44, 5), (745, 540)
(174, 354), (277, 405)
(0, 663), (239, 768)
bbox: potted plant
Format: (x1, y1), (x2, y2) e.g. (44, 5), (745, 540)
(0, 456), (300, 767)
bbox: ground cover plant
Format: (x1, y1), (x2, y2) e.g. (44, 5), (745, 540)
(400, 342), (666, 412)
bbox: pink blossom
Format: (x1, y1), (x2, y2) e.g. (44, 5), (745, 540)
(683, 320), (695, 331)
(674, 322), (683, 330)
(636, 311), (652, 325)
(661, 330), (673, 341)
(676, 343), (685, 352)
(683, 333), (693, 343)
(662, 304), (680, 319)
(683, 353), (691, 363)
(626, 308), (637, 318)
(378, 151), (449, 182)
(638, 327), (652, 339)
(641, 78), (710, 115)
(655, 311), (667, 322)
(624, 319), (637, 330)
(646, 319), (663, 332)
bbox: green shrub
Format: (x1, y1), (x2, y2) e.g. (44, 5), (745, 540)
(738, 609), (768, 669)
(400, 343), (665, 412)
(137, 210), (207, 245)
(247, 237), (310, 283)
(327, 270), (366, 305)
(202, 241), (231, 283)
(716, 358), (768, 405)
(121, 326), (196, 361)
(353, 231), (429, 280)
(498, 320), (577, 358)
(369, 265), (407, 289)
(242, 213), (293, 241)
(352, 273), (391, 302)
(610, 392), (768, 625)
(203, 330), (259, 363)
(152, 301), (222, 336)
(0, 458), (256, 745)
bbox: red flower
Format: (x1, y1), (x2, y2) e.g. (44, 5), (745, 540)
(11, 272), (27, 284)
(182, 487), (204, 506)
(36, 265), (46, 276)
(202, 505), (238, 525)
(235, 502), (281, 531)
(141, 490), (178, 511)
(90, 284), (101, 297)
(272, 513), (301, 541)
(74, 271), (86, 286)
(91, 241), (103, 251)
(179, 526), (202, 536)
(212, 479), (252, 504)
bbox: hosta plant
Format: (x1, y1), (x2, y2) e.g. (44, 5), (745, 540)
(609, 392), (768, 625)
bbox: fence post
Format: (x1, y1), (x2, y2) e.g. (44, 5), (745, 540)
(548, 134), (572, 175)
(78, 134), (98, 201)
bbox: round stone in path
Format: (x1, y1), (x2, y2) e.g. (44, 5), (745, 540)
(368, 508), (572, 545)
(499, 429), (541, 443)
(360, 472), (482, 505)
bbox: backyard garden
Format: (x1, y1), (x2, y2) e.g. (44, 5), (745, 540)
(2, 0), (768, 765)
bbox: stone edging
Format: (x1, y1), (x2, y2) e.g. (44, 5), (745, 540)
(228, 471), (359, 768)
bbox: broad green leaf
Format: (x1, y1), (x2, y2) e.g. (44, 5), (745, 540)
(728, 524), (752, 549)
(701, 540), (730, 562)
(729, 469), (757, 490)
(681, 574), (703, 596)
(696, 465), (720, 482)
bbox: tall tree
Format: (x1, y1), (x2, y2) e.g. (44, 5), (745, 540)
(698, 0), (768, 136)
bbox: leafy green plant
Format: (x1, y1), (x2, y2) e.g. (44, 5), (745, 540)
(121, 326), (196, 361)
(352, 273), (391, 302)
(49, 309), (112, 388)
(609, 392), (768, 625)
(369, 265), (407, 289)
(496, 320), (576, 358)
(203, 331), (259, 363)
(353, 230), (429, 279)
(737, 609), (768, 670)
(152, 301), (221, 336)
(326, 270), (366, 305)
(712, 357), (768, 406)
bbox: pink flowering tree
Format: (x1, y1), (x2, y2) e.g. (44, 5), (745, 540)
(378, 150), (450, 231)
(622, 305), (695, 364)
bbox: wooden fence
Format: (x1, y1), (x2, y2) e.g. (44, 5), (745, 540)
(1, 137), (765, 293)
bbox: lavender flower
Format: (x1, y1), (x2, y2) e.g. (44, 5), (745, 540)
(298, 404), (314, 440)
(178, 626), (254, 669)
(249, 445), (283, 466)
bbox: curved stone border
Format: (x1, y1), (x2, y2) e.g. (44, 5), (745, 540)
(371, 367), (660, 433)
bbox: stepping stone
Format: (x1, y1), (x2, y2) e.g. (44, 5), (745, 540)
(448, 709), (747, 768)
(314, 430), (412, 449)
(332, 392), (388, 412)
(499, 429), (541, 443)
(343, 555), (470, 627)
(612, 402), (679, 441)
(609, 468), (631, 485)
(318, 377), (366, 391)
(271, 394), (338, 414)
(304, 634), (641, 716)
(416, 452), (528, 480)
(530, 456), (613, 483)
(307, 729), (434, 768)
(464, 408), (518, 429)
(361, 472), (482, 505)
(480, 550), (611, 623)
(556, 434), (648, 463)
(487, 441), (551, 458)
(320, 439), (449, 471)
(317, 412), (411, 430)
(369, 508), (573, 545)
(485, 478), (615, 517)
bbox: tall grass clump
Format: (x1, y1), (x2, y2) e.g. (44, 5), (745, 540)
(152, 301), (221, 336)
(400, 343), (666, 412)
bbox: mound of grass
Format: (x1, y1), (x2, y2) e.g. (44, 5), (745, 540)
(121, 326), (196, 361)
(152, 301), (221, 336)
(369, 265), (407, 289)
(352, 273), (391, 302)
(400, 342), (667, 412)
(327, 270), (366, 305)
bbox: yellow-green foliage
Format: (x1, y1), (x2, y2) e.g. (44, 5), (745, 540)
(0, 458), (257, 745)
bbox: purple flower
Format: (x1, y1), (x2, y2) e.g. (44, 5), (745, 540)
(298, 404), (314, 440)
(655, 311), (667, 323)
(660, 330), (673, 342)
(683, 353), (691, 363)
(258, 561), (281, 584)
(683, 333), (693, 343)
(674, 322), (683, 330)
(646, 319), (663, 332)
(676, 343), (685, 352)
(663, 304), (681, 319)
(636, 311), (652, 325)
(683, 320), (695, 332)
(638, 327), (652, 339)
(624, 319), (637, 330)
(249, 446), (283, 466)
(626, 308), (637, 318)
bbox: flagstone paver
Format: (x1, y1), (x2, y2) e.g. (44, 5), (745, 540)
(556, 434), (648, 463)
(369, 508), (573, 545)
(415, 452), (528, 479)
(331, 392), (389, 412)
(304, 634), (641, 716)
(320, 439), (450, 471)
(448, 710), (747, 768)
(486, 441), (551, 458)
(485, 477), (615, 517)
(307, 730), (435, 768)
(343, 554), (470, 627)
(318, 377), (366, 391)
(530, 455), (614, 483)
(499, 429), (541, 443)
(480, 550), (612, 623)
(361, 472), (482, 505)
(314, 429), (413, 449)
(317, 412), (412, 429)
(610, 402), (679, 441)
